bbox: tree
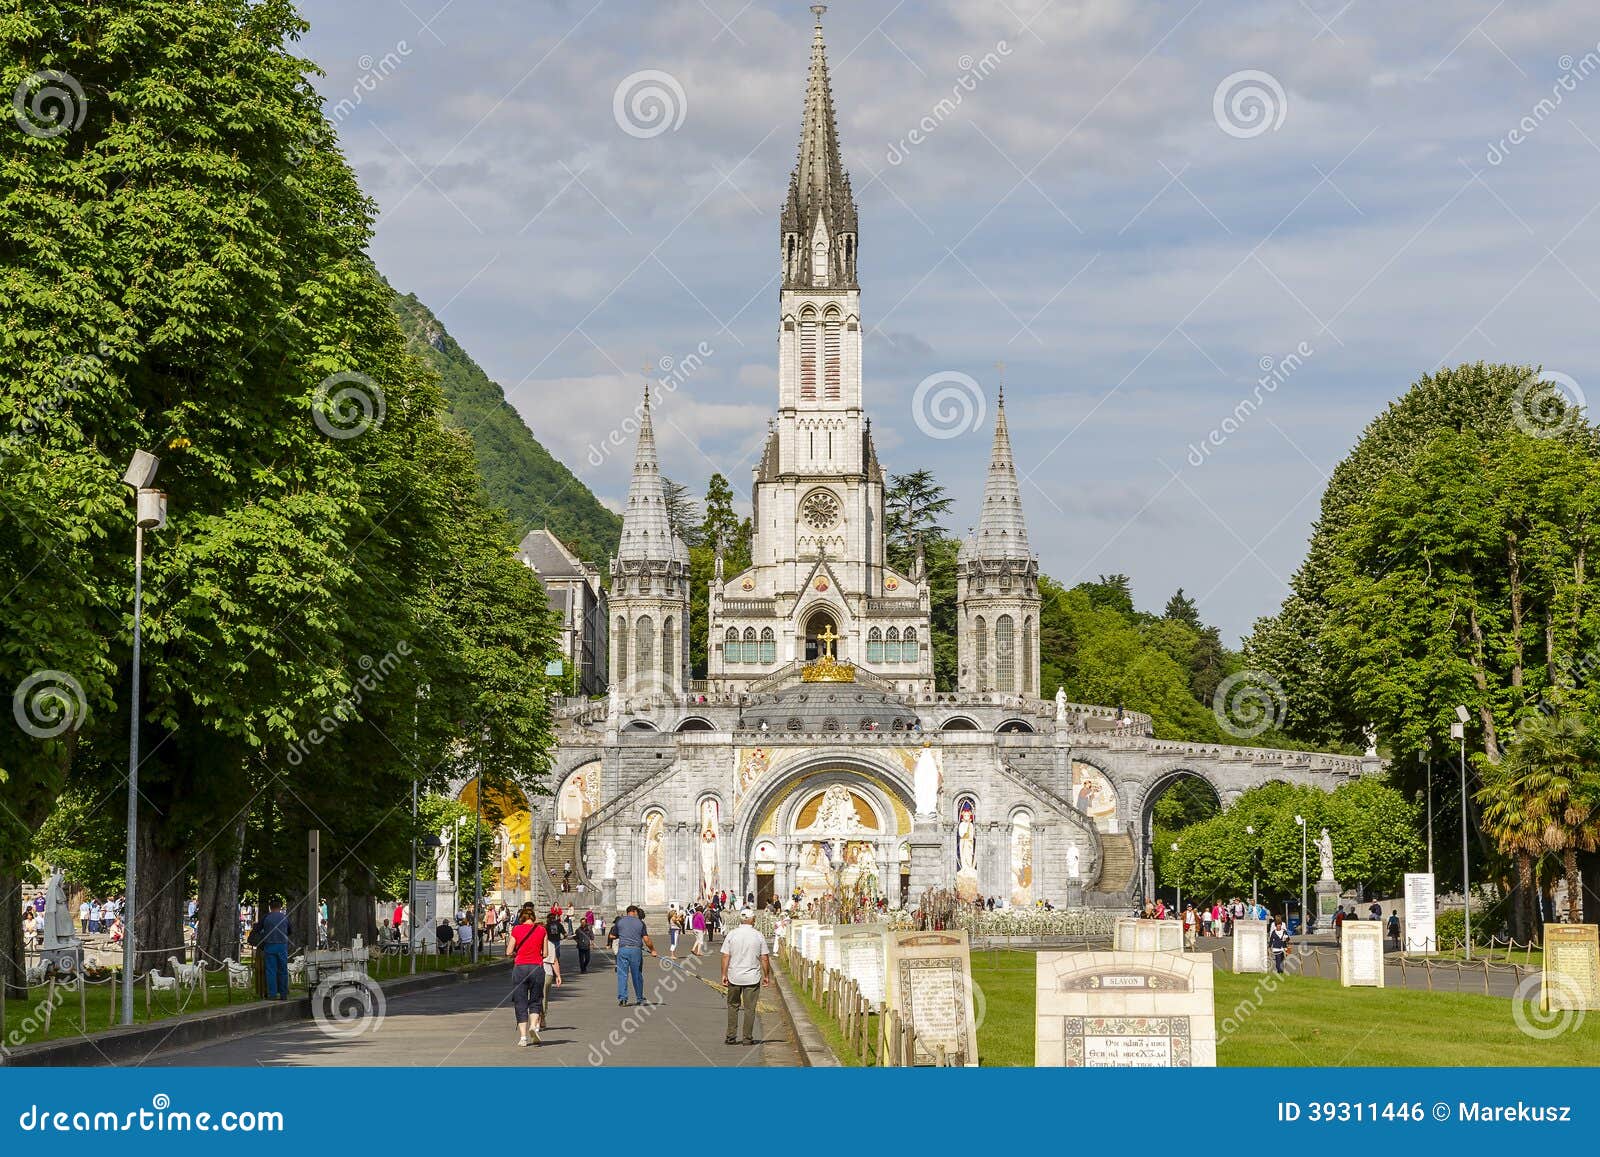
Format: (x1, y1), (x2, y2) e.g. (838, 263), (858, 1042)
(662, 477), (702, 547)
(1164, 588), (1202, 630)
(884, 469), (953, 573)
(700, 472), (742, 558)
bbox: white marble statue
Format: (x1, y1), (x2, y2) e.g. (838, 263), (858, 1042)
(1317, 827), (1335, 881)
(608, 681), (622, 719)
(43, 868), (77, 949)
(912, 744), (941, 818)
(956, 813), (976, 874)
(603, 843), (617, 880)
(1066, 844), (1081, 881)
(699, 828), (719, 896)
(435, 827), (453, 881)
(1055, 685), (1067, 723)
(1362, 723), (1378, 759)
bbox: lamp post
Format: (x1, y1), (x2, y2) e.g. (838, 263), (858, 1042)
(1452, 705), (1472, 961)
(1294, 814), (1307, 935)
(1245, 825), (1257, 908)
(472, 773), (483, 965)
(120, 450), (165, 1027)
(1170, 842), (1181, 915)
(408, 684), (429, 975)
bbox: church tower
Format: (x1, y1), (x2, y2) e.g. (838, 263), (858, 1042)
(609, 389), (690, 700)
(957, 388), (1041, 696)
(708, 4), (933, 696)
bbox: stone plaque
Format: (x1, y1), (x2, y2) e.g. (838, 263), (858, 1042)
(820, 928), (838, 972)
(886, 930), (979, 1067)
(1113, 917), (1139, 951)
(1340, 920), (1384, 987)
(835, 924), (889, 1006)
(1036, 950), (1216, 1068)
(1543, 924), (1599, 1012)
(1402, 873), (1436, 953)
(1122, 919), (1182, 953)
(797, 922), (819, 961)
(1232, 918), (1268, 973)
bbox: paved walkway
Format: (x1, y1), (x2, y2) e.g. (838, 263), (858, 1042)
(144, 941), (798, 1067)
(1187, 935), (1531, 997)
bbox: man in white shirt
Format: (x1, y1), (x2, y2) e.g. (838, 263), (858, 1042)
(719, 910), (771, 1046)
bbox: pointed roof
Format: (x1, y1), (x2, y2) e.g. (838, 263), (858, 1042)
(782, 5), (858, 286)
(616, 389), (679, 563)
(968, 388), (1032, 560)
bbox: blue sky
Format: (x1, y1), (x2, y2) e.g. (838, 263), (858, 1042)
(298, 0), (1600, 643)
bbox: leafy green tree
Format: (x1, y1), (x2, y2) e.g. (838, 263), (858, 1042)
(1164, 588), (1202, 630)
(884, 469), (953, 573)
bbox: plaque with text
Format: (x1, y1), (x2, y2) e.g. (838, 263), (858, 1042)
(1036, 951), (1216, 1068)
(1340, 920), (1384, 987)
(1232, 918), (1268, 973)
(887, 930), (979, 1066)
(1402, 873), (1436, 953)
(1543, 924), (1599, 1012)
(835, 924), (889, 1005)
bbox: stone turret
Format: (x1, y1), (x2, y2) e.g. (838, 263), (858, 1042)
(957, 387), (1041, 695)
(609, 388), (690, 699)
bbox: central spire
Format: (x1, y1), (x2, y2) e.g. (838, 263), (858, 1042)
(782, 4), (858, 289)
(968, 389), (1032, 560)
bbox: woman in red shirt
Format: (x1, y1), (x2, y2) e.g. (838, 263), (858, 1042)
(506, 903), (560, 1045)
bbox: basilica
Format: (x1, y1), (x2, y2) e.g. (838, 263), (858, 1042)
(503, 10), (1367, 916)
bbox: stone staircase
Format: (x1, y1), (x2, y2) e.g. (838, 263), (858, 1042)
(1096, 831), (1138, 895)
(541, 829), (582, 899)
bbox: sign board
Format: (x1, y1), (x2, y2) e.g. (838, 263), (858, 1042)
(1036, 950), (1216, 1068)
(1340, 920), (1384, 987)
(1232, 919), (1268, 973)
(820, 928), (839, 972)
(1543, 924), (1599, 1012)
(1402, 873), (1436, 953)
(834, 924), (890, 1005)
(887, 930), (979, 1067)
(1118, 919), (1183, 953)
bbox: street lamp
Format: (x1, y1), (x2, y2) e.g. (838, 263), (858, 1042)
(1421, 741), (1434, 877)
(1294, 814), (1307, 935)
(1170, 842), (1181, 915)
(120, 450), (166, 1027)
(1245, 825), (1258, 908)
(408, 683), (429, 975)
(1452, 705), (1472, 961)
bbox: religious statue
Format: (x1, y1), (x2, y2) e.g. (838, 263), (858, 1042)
(603, 843), (617, 880)
(435, 827), (453, 882)
(1066, 843), (1081, 881)
(912, 743), (941, 818)
(1362, 723), (1378, 759)
(1055, 685), (1067, 723)
(956, 800), (977, 874)
(43, 868), (77, 949)
(608, 681), (622, 719)
(1317, 827), (1335, 881)
(700, 828), (719, 896)
(857, 843), (880, 893)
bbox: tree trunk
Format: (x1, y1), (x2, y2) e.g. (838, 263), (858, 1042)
(1581, 850), (1599, 924)
(1466, 603), (1502, 762)
(1565, 848), (1583, 924)
(1514, 854), (1536, 942)
(134, 812), (187, 975)
(0, 868), (25, 999)
(196, 820), (246, 964)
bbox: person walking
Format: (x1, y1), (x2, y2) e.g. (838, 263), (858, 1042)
(574, 917), (593, 973)
(667, 904), (684, 959)
(1269, 914), (1291, 975)
(1387, 909), (1402, 951)
(719, 910), (771, 1046)
(506, 904), (558, 1046)
(609, 904), (658, 1006)
(690, 905), (708, 957)
(249, 897), (293, 1000)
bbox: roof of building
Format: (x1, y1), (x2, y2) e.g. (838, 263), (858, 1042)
(961, 387), (1032, 562)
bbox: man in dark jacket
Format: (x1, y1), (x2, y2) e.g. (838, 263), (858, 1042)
(249, 897), (293, 999)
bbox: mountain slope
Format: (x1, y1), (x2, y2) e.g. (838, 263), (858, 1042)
(391, 292), (621, 564)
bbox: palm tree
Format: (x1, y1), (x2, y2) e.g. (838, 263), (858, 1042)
(1483, 709), (1600, 931)
(1477, 758), (1543, 942)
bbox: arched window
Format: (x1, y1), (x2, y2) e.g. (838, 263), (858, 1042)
(760, 627), (776, 664)
(824, 315), (841, 400)
(661, 616), (674, 683)
(725, 627), (739, 663)
(635, 615), (654, 681)
(743, 627), (757, 665)
(973, 616), (988, 692)
(1021, 617), (1034, 697)
(904, 627), (917, 664)
(886, 626), (901, 663)
(799, 308), (818, 401)
(867, 627), (883, 664)
(996, 614), (1015, 693)
(615, 616), (629, 683)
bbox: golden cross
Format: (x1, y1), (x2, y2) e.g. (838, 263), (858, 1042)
(817, 624), (838, 659)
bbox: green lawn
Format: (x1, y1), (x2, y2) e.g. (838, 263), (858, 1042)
(970, 950), (1600, 1067)
(781, 959), (875, 1067)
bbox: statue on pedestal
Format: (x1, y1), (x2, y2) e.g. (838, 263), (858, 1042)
(435, 827), (453, 882)
(1055, 685), (1067, 724)
(912, 743), (940, 818)
(43, 868), (78, 950)
(1066, 844), (1081, 881)
(604, 843), (617, 880)
(1317, 828), (1335, 882)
